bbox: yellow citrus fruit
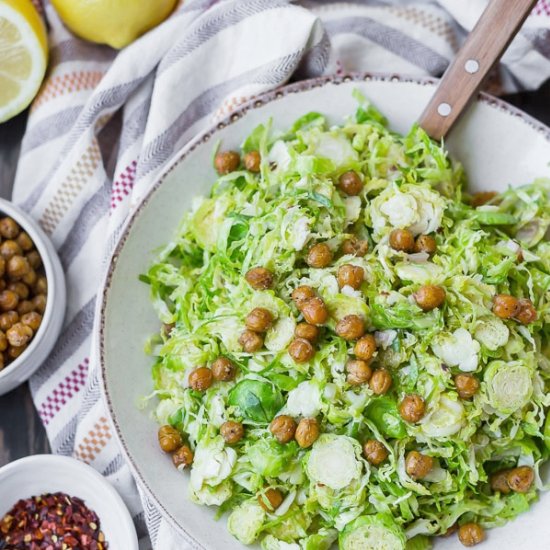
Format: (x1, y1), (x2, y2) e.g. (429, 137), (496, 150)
(51, 0), (178, 49)
(0, 0), (48, 123)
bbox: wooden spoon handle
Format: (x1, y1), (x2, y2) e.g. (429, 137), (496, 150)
(418, 0), (537, 140)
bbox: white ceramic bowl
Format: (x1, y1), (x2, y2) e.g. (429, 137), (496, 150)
(99, 74), (550, 549)
(0, 198), (66, 395)
(0, 454), (138, 548)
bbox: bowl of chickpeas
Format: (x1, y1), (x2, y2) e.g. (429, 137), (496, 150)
(0, 199), (66, 396)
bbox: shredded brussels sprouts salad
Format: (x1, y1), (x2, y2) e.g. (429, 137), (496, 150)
(142, 91), (550, 549)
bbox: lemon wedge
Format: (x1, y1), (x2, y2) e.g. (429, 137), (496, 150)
(51, 0), (178, 50)
(0, 0), (48, 123)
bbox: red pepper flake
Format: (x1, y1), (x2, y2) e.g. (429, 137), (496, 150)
(0, 493), (109, 550)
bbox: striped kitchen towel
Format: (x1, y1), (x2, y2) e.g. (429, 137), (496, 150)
(13, 0), (550, 548)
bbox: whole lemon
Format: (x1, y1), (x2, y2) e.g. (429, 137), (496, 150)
(50, 0), (178, 49)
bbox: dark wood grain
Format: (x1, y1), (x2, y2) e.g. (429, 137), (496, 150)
(0, 81), (548, 469)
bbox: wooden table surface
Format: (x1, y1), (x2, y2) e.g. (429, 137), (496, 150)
(0, 81), (549, 468)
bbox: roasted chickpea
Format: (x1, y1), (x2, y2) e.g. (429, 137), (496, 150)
(0, 290), (18, 311)
(220, 421), (244, 445)
(245, 267), (273, 290)
(338, 170), (363, 196)
(405, 450), (433, 480)
(22, 268), (37, 287)
(399, 394), (426, 423)
(363, 439), (389, 466)
(337, 264), (364, 290)
(514, 298), (537, 324)
(245, 308), (273, 333)
(16, 231), (33, 251)
(458, 523), (485, 547)
(0, 240), (21, 260)
(389, 229), (415, 252)
(162, 322), (174, 336)
(7, 281), (29, 300)
(214, 150), (240, 174)
(0, 217), (19, 239)
(294, 322), (319, 343)
(34, 275), (47, 295)
(17, 300), (34, 315)
(21, 311), (42, 332)
(243, 151), (261, 173)
(369, 369), (392, 395)
(158, 425), (182, 452)
(211, 357), (237, 381)
(507, 466), (534, 493)
(32, 294), (47, 314)
(8, 344), (27, 360)
(346, 359), (372, 386)
(454, 374), (480, 400)
(26, 250), (42, 269)
(188, 367), (213, 392)
(239, 329), (264, 352)
(414, 234), (437, 254)
(0, 311), (18, 331)
(258, 488), (284, 512)
(6, 322), (33, 347)
(335, 314), (365, 341)
(306, 243), (333, 269)
(490, 470), (511, 494)
(172, 445), (194, 469)
(0, 257), (5, 278)
(295, 418), (319, 448)
(341, 237), (369, 257)
(300, 297), (329, 326)
(354, 334), (377, 361)
(288, 338), (315, 363)
(0, 331), (7, 352)
(471, 191), (497, 207)
(270, 415), (297, 444)
(414, 285), (446, 311)
(492, 294), (519, 319)
(7, 255), (30, 279)
(292, 285), (316, 306)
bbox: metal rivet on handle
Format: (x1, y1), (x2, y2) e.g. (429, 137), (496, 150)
(465, 59), (480, 74)
(437, 103), (452, 117)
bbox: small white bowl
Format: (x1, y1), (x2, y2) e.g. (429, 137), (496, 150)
(0, 198), (66, 395)
(0, 454), (138, 549)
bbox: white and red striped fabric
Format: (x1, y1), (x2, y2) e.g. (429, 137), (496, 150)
(13, 0), (550, 547)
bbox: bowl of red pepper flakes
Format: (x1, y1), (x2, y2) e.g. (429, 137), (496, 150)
(0, 455), (137, 550)
(0, 492), (108, 549)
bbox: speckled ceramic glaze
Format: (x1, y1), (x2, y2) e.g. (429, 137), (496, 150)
(99, 74), (550, 550)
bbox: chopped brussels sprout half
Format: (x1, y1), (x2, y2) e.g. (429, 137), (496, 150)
(248, 439), (299, 477)
(228, 380), (284, 423)
(227, 500), (266, 545)
(306, 434), (363, 490)
(340, 514), (406, 550)
(484, 360), (533, 414)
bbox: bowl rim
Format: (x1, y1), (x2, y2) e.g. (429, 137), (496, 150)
(0, 198), (65, 382)
(0, 454), (138, 548)
(97, 71), (550, 545)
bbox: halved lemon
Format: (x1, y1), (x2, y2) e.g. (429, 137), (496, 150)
(0, 0), (48, 123)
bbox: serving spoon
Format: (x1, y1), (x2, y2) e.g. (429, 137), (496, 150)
(418, 0), (538, 140)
